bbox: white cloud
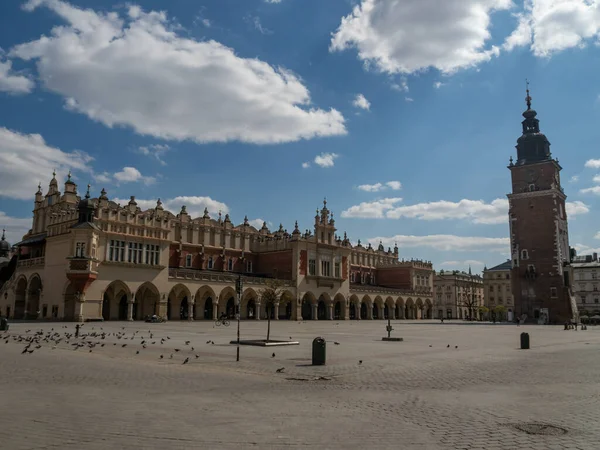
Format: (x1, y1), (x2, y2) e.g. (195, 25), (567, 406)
(405, 97), (414, 102)
(0, 211), (32, 245)
(584, 159), (600, 169)
(343, 197), (590, 222)
(569, 175), (579, 183)
(433, 81), (445, 89)
(330, 0), (510, 75)
(301, 162), (310, 169)
(11, 0), (345, 145)
(357, 180), (401, 192)
(566, 200), (590, 218)
(314, 152), (339, 168)
(245, 15), (273, 35)
(113, 167), (156, 185)
(265, 0), (282, 3)
(503, 0), (600, 57)
(341, 197), (403, 218)
(0, 127), (94, 200)
(136, 144), (170, 166)
(248, 218), (265, 229)
(0, 57), (34, 94)
(385, 181), (402, 190)
(440, 259), (485, 267)
(391, 79), (409, 92)
(370, 234), (510, 252)
(352, 93), (371, 110)
(573, 242), (600, 256)
(580, 186), (600, 195)
(113, 195), (228, 218)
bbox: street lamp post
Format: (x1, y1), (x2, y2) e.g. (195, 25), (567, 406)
(235, 274), (243, 362)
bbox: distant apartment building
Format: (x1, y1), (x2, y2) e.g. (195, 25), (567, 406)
(570, 253), (600, 318)
(482, 260), (514, 321)
(433, 268), (484, 320)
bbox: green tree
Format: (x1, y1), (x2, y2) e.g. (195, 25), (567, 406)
(259, 279), (292, 342)
(493, 305), (507, 321)
(478, 306), (489, 320)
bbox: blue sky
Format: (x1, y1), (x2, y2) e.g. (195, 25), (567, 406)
(1, 0), (600, 273)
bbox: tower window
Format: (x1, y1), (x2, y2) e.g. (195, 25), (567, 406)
(207, 256), (213, 269)
(521, 249), (529, 260)
(185, 254), (192, 268)
(246, 260), (253, 273)
(228, 258), (233, 271)
(550, 287), (557, 298)
(529, 184), (535, 192)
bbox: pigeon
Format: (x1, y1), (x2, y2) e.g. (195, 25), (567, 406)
(185, 341), (190, 345)
(211, 341), (214, 345)
(358, 360), (363, 365)
(447, 344), (450, 348)
(183, 357), (189, 365)
(191, 347), (194, 351)
(195, 354), (199, 359)
(276, 367), (285, 373)
(174, 349), (180, 352)
(334, 342), (340, 345)
(455, 346), (458, 349)
(272, 352), (276, 358)
(206, 340), (211, 344)
(136, 351), (140, 355)
(160, 355), (164, 359)
(169, 354), (173, 359)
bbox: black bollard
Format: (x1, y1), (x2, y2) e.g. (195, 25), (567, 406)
(520, 332), (530, 350)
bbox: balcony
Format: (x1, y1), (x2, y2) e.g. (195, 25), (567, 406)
(168, 268), (293, 287)
(17, 257), (45, 268)
(68, 258), (99, 274)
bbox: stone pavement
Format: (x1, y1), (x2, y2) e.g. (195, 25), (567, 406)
(1, 320), (599, 449)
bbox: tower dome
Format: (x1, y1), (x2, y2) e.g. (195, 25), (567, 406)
(0, 229), (10, 257)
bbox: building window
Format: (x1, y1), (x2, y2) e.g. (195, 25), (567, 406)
(108, 240), (126, 262)
(185, 254), (193, 268)
(246, 260), (253, 273)
(596, 298), (600, 304)
(594, 285), (598, 292)
(145, 244), (160, 266)
(334, 260), (340, 278)
(529, 184), (535, 192)
(361, 272), (366, 284)
(128, 242), (143, 264)
(42, 304), (48, 318)
(75, 242), (86, 257)
(350, 272), (355, 283)
(228, 258), (233, 271)
(372, 274), (376, 285)
(521, 249), (528, 260)
(550, 287), (557, 298)
(490, 285), (494, 292)
(581, 296), (586, 304)
(592, 272), (597, 280)
(321, 260), (331, 277)
(207, 256), (214, 269)
(308, 259), (316, 276)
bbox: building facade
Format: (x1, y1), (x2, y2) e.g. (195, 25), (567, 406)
(433, 269), (484, 320)
(482, 260), (514, 321)
(507, 87), (576, 323)
(570, 253), (600, 318)
(0, 175), (434, 322)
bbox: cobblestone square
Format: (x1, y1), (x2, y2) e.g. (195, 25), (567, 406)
(1, 320), (599, 449)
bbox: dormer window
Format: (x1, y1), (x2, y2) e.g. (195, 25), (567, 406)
(207, 256), (214, 269)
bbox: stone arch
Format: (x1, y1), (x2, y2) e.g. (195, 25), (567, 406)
(279, 290), (294, 320)
(373, 296), (384, 320)
(194, 285), (217, 320)
(301, 292), (316, 320)
(104, 280), (132, 320)
(396, 297), (405, 319)
(424, 299), (433, 320)
(333, 293), (346, 320)
(167, 283), (191, 320)
(219, 286), (237, 317)
(416, 298), (424, 320)
(26, 274), (43, 320)
(241, 288), (259, 320)
(14, 276), (27, 319)
(349, 294), (359, 320)
(317, 293), (331, 320)
(385, 296), (395, 319)
(134, 282), (160, 320)
(361, 295), (372, 319)
(405, 298), (415, 320)
(64, 282), (77, 321)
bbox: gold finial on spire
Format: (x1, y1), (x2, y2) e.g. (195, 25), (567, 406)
(67, 170), (72, 181)
(525, 78), (532, 110)
(52, 169), (56, 178)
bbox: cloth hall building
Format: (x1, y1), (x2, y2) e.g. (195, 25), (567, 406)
(0, 175), (434, 322)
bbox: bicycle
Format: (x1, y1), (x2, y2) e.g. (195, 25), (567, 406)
(215, 318), (230, 327)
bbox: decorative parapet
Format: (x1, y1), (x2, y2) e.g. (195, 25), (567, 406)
(68, 258), (99, 273)
(17, 257), (45, 268)
(168, 268), (294, 287)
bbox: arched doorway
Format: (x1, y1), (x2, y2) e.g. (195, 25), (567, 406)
(349, 302), (356, 319)
(64, 283), (77, 321)
(102, 293), (110, 321)
(14, 277), (27, 319)
(247, 299), (256, 319)
(373, 303), (379, 319)
(334, 302), (341, 319)
(180, 297), (189, 320)
(204, 297), (213, 320)
(360, 302), (367, 319)
(118, 295), (128, 320)
(27, 276), (42, 319)
(226, 298), (235, 318)
(384, 304), (389, 319)
(135, 283), (160, 320)
(285, 302), (292, 319)
(317, 300), (326, 320)
(301, 298), (312, 320)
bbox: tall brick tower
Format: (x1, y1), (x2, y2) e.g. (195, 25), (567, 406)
(507, 84), (575, 323)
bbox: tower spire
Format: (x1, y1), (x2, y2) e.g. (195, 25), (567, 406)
(525, 78), (532, 110)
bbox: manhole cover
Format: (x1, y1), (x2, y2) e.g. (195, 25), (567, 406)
(510, 423), (567, 436)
